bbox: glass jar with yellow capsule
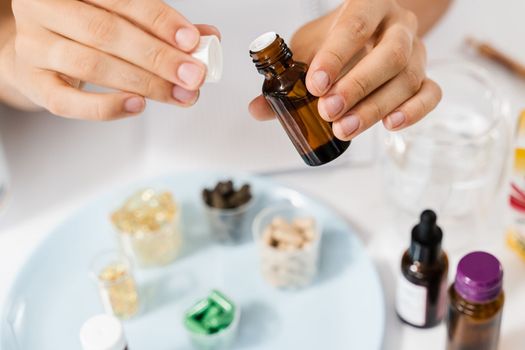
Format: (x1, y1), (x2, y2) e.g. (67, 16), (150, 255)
(111, 189), (183, 267)
(90, 251), (140, 319)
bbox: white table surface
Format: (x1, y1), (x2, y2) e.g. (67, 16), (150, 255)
(0, 0), (525, 349)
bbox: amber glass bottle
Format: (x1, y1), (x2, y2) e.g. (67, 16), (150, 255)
(249, 32), (350, 166)
(446, 251), (504, 350)
(396, 210), (449, 328)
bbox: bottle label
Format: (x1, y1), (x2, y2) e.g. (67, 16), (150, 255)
(396, 274), (427, 326)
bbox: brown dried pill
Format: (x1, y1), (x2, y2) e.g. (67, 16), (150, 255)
(203, 189), (212, 205)
(229, 191), (249, 207)
(238, 185), (251, 197)
(211, 192), (227, 209)
(216, 181), (234, 197)
(203, 180), (252, 209)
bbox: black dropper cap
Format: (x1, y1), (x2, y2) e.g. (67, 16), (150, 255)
(409, 210), (443, 264)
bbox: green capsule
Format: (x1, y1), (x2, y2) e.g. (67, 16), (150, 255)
(186, 299), (210, 319)
(209, 290), (234, 313)
(184, 290), (237, 336)
(184, 317), (209, 335)
(202, 305), (221, 330)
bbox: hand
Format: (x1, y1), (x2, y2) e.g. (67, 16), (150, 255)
(249, 0), (441, 140)
(7, 0), (220, 120)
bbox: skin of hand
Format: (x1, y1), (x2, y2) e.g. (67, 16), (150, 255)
(0, 0), (220, 120)
(249, 0), (449, 141)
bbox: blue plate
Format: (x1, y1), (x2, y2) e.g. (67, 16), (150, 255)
(1, 173), (385, 350)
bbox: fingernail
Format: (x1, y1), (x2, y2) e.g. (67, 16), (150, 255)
(172, 85), (198, 104)
(124, 96), (145, 113)
(175, 27), (199, 50)
(385, 111), (406, 130)
(335, 115), (360, 138)
(178, 62), (205, 89)
(319, 95), (345, 120)
(312, 70), (330, 94)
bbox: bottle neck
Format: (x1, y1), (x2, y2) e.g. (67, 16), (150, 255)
(250, 35), (294, 77)
(409, 210), (443, 264)
(409, 241), (442, 264)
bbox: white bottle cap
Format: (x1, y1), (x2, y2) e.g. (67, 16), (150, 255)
(249, 32), (277, 52)
(191, 35), (223, 83)
(80, 315), (127, 350)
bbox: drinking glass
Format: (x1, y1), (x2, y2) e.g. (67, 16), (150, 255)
(383, 60), (510, 219)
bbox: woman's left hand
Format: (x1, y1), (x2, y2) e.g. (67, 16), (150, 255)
(249, 0), (442, 141)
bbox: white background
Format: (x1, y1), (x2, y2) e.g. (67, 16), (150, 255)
(0, 0), (524, 349)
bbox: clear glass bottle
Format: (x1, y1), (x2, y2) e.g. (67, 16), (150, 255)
(249, 32), (350, 166)
(80, 314), (128, 350)
(446, 251), (504, 350)
(396, 210), (449, 328)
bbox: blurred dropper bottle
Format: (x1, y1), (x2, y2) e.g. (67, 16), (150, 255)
(396, 210), (449, 328)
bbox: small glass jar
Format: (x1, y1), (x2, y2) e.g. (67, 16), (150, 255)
(80, 314), (128, 350)
(446, 251), (504, 350)
(204, 197), (255, 243)
(112, 189), (183, 267)
(252, 205), (322, 289)
(90, 251), (140, 320)
(183, 290), (240, 350)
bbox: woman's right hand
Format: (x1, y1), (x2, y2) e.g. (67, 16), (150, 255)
(8, 0), (220, 120)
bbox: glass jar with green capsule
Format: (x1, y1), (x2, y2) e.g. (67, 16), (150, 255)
(183, 290), (240, 350)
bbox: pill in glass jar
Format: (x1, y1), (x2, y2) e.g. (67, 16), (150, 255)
(111, 189), (182, 267)
(90, 251), (140, 320)
(184, 290), (240, 350)
(203, 180), (254, 243)
(256, 214), (321, 288)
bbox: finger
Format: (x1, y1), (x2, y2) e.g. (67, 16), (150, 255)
(195, 24), (222, 40)
(318, 24), (414, 122)
(383, 79), (442, 130)
(249, 95), (275, 121)
(16, 29), (198, 106)
(31, 0), (206, 91)
(306, 0), (390, 96)
(32, 71), (145, 120)
(332, 52), (426, 140)
(83, 0), (201, 51)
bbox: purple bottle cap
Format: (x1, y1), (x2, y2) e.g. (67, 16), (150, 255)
(454, 251), (503, 303)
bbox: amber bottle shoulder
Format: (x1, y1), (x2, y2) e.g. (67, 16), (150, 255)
(401, 250), (449, 283)
(448, 286), (504, 320)
(262, 62), (309, 97)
